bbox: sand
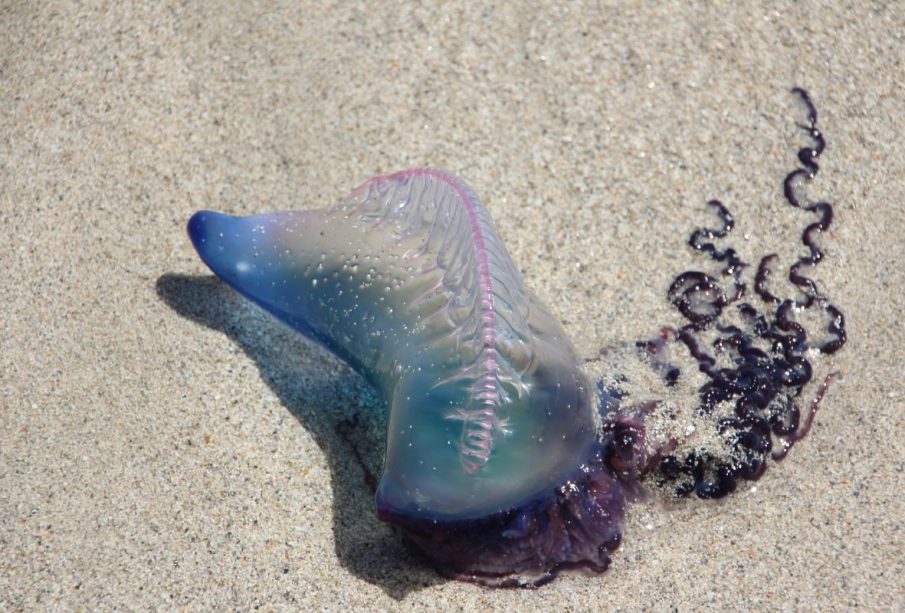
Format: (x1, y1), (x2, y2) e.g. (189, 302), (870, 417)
(1, 1), (902, 610)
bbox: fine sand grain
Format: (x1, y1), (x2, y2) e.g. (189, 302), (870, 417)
(1, 2), (902, 610)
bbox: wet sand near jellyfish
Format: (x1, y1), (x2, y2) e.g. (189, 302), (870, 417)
(187, 90), (845, 586)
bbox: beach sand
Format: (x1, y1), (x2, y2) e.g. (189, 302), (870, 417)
(1, 2), (902, 610)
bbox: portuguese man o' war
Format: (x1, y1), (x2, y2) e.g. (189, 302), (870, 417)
(187, 89), (846, 586)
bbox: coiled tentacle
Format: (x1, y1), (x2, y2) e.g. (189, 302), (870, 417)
(658, 88), (847, 499)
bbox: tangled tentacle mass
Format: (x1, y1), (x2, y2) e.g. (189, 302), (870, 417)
(656, 88), (847, 498)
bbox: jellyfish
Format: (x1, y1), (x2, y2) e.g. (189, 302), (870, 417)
(186, 89), (845, 586)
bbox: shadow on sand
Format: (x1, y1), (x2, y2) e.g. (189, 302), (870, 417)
(156, 273), (444, 599)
